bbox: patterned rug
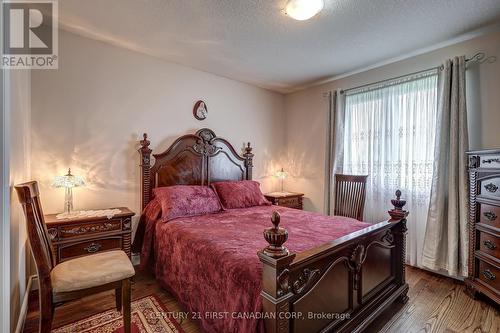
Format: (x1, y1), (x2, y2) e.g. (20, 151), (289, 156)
(52, 295), (185, 333)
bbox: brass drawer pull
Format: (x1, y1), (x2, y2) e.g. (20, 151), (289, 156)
(484, 240), (497, 250)
(483, 211), (498, 221)
(484, 183), (498, 193)
(84, 243), (102, 253)
(482, 269), (496, 281)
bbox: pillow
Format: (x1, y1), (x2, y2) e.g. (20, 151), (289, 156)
(153, 185), (222, 222)
(211, 180), (271, 209)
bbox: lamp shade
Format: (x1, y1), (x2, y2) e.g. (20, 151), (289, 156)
(52, 168), (85, 188)
(275, 168), (288, 180)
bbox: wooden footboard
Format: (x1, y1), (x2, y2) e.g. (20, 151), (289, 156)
(258, 191), (409, 333)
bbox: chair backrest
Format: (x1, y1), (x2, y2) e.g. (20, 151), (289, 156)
(15, 181), (55, 285)
(334, 174), (368, 221)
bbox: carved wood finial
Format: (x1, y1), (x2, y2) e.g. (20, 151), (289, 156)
(140, 133), (151, 150)
(388, 189), (409, 220)
(395, 189), (401, 201)
(271, 211), (280, 228)
(139, 133), (153, 211)
(139, 133), (152, 166)
(262, 211), (289, 258)
(244, 143), (254, 162)
(243, 142), (254, 180)
(244, 142), (253, 155)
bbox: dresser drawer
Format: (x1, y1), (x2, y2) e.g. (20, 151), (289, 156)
(58, 219), (123, 239)
(478, 231), (500, 258)
(479, 204), (500, 229)
(479, 176), (500, 199)
(479, 155), (500, 169)
(477, 260), (499, 292)
(59, 237), (122, 261)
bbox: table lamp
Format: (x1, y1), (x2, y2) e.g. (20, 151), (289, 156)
(275, 168), (288, 193)
(52, 168), (85, 215)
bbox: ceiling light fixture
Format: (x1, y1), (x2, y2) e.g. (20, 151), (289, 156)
(285, 0), (324, 21)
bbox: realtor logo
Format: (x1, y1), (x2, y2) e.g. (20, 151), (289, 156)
(2, 0), (58, 69)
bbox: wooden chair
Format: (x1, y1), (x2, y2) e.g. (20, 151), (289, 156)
(334, 174), (368, 221)
(15, 181), (135, 333)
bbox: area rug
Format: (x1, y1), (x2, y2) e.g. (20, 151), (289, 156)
(52, 295), (185, 333)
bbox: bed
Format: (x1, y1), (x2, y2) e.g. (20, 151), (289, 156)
(133, 128), (409, 333)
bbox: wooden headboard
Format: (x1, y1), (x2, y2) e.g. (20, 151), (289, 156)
(139, 128), (254, 210)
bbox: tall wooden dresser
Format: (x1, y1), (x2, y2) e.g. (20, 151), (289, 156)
(465, 149), (500, 305)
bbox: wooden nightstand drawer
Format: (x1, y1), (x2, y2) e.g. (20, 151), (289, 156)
(58, 219), (123, 239)
(277, 197), (301, 208)
(265, 192), (304, 210)
(59, 237), (122, 261)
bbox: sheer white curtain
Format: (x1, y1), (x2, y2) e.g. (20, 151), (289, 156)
(341, 71), (438, 267)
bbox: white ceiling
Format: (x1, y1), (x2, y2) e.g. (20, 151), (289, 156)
(58, 0), (500, 93)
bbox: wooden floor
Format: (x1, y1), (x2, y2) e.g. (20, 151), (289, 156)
(23, 266), (498, 333)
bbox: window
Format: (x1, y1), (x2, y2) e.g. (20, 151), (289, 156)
(341, 70), (438, 267)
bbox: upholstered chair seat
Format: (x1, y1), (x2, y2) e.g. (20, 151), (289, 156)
(51, 250), (135, 293)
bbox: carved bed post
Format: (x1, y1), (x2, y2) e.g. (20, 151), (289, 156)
(243, 142), (254, 180)
(139, 133), (152, 211)
(388, 190), (410, 303)
(258, 212), (296, 333)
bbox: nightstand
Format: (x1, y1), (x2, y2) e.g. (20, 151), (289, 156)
(44, 207), (135, 264)
(265, 192), (304, 210)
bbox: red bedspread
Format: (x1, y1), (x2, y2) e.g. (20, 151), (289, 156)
(134, 204), (370, 333)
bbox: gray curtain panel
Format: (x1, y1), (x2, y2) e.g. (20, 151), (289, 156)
(324, 90), (345, 215)
(422, 56), (469, 277)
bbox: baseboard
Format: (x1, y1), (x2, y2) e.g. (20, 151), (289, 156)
(410, 264), (464, 281)
(15, 275), (37, 333)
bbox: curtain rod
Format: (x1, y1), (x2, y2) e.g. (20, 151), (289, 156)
(339, 66), (440, 95)
(322, 52), (496, 97)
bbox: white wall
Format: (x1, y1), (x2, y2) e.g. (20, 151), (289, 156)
(285, 31), (500, 213)
(8, 69), (31, 333)
(2, 67), (31, 333)
(31, 30), (286, 229)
